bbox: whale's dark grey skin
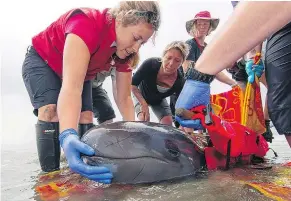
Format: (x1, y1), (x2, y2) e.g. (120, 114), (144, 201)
(81, 121), (204, 184)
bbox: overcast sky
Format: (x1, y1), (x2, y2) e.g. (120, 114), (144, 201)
(1, 0), (234, 94)
(2, 0), (266, 146)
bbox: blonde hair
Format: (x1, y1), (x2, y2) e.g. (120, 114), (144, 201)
(114, 52), (140, 70)
(108, 1), (161, 31)
(162, 41), (190, 62)
(129, 53), (140, 69)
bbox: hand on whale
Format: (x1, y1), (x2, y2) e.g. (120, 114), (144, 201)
(60, 129), (113, 184)
(81, 121), (203, 184)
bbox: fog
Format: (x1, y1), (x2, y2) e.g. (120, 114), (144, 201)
(2, 0), (263, 148)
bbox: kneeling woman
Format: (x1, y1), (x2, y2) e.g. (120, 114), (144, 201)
(132, 41), (189, 125)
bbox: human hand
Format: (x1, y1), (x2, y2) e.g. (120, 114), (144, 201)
(175, 79), (210, 129)
(245, 58), (264, 83)
(59, 129), (113, 184)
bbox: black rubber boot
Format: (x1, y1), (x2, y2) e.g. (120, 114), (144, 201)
(262, 120), (274, 143)
(78, 123), (95, 138)
(35, 120), (60, 172)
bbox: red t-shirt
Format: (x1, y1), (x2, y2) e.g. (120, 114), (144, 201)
(32, 8), (131, 81)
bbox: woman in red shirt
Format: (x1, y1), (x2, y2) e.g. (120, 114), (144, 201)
(22, 1), (161, 184)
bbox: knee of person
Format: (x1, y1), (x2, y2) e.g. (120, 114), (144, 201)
(80, 111), (93, 124)
(160, 116), (173, 125)
(38, 104), (58, 122)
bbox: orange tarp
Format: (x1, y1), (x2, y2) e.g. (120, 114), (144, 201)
(211, 80), (265, 134)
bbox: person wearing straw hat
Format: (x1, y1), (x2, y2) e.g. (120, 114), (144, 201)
(170, 11), (237, 129)
(184, 11), (219, 64)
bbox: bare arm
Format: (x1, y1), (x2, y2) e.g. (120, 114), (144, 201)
(58, 34), (89, 132)
(116, 71), (135, 121)
(131, 85), (147, 106)
(111, 71), (118, 106)
(130, 58), (152, 119)
(255, 44), (263, 54)
(195, 1), (291, 75)
(245, 43), (263, 60)
(131, 85), (150, 121)
(112, 79), (118, 106)
(111, 77), (124, 119)
(215, 71), (237, 86)
(182, 60), (192, 73)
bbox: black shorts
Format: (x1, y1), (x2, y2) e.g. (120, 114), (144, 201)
(265, 22), (291, 135)
(22, 46), (93, 117)
(92, 84), (116, 124)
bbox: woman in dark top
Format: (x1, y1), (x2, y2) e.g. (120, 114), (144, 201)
(132, 41), (189, 125)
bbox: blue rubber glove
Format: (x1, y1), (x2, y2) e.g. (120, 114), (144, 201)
(175, 116), (204, 130)
(175, 79), (210, 130)
(245, 59), (264, 83)
(59, 129), (113, 184)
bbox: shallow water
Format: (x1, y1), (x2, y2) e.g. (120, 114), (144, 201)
(1, 128), (290, 201)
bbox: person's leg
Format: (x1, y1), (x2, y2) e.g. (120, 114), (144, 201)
(265, 23), (291, 147)
(78, 80), (95, 138)
(22, 46), (61, 172)
(285, 135), (291, 148)
(151, 99), (173, 125)
(259, 73), (269, 120)
(91, 84), (116, 125)
(160, 115), (173, 125)
(259, 73), (274, 142)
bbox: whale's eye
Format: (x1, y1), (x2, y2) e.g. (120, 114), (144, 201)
(168, 148), (180, 157)
(165, 140), (180, 157)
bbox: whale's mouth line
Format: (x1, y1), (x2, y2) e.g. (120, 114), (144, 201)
(82, 155), (196, 170)
(83, 155), (170, 164)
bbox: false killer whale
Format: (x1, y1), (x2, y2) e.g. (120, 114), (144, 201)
(81, 121), (204, 184)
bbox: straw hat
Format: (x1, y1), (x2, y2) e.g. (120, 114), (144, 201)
(185, 11), (220, 35)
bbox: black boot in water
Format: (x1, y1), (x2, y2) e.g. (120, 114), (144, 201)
(262, 119), (274, 143)
(35, 120), (60, 172)
(78, 123), (95, 138)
